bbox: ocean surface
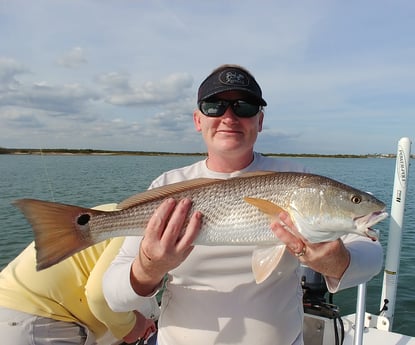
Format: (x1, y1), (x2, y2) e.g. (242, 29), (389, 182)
(1, 154), (414, 337)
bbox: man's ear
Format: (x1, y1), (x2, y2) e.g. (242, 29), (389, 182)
(193, 110), (202, 132)
(258, 111), (264, 132)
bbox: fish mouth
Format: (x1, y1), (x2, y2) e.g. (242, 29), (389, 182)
(355, 210), (388, 240)
(366, 228), (380, 241)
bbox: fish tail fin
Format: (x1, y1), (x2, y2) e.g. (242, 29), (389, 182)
(13, 199), (104, 270)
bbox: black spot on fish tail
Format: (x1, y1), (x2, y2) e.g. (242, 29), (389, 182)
(77, 213), (91, 226)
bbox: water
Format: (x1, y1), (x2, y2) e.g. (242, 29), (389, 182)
(1, 154), (414, 337)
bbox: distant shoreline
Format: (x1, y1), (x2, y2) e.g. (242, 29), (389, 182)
(0, 147), (400, 159)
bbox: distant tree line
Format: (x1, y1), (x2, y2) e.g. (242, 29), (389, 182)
(0, 147), (206, 156)
(0, 147), (405, 158)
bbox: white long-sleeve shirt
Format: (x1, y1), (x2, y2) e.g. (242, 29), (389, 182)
(103, 152), (383, 345)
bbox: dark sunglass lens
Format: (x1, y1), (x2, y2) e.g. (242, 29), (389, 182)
(232, 101), (260, 117)
(199, 101), (228, 117)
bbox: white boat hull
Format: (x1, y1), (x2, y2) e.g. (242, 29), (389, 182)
(304, 312), (415, 345)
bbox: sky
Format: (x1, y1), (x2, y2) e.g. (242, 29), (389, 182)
(0, 0), (414, 155)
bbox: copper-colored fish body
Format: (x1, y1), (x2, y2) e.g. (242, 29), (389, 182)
(14, 171), (388, 282)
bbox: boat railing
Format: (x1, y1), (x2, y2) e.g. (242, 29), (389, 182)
(353, 137), (411, 344)
(353, 283), (366, 345)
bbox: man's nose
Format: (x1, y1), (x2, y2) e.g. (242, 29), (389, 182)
(221, 106), (239, 120)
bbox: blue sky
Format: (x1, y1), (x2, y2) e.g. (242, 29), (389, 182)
(1, 0), (414, 154)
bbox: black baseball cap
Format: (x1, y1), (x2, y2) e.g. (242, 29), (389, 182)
(197, 65), (267, 106)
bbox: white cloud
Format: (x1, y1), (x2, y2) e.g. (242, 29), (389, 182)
(105, 73), (194, 106)
(0, 57), (27, 91)
(57, 47), (87, 68)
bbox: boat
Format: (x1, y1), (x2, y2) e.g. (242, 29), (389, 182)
(302, 137), (415, 345)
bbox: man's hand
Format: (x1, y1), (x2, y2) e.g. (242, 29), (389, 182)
(131, 198), (202, 296)
(270, 211), (350, 280)
(123, 311), (157, 343)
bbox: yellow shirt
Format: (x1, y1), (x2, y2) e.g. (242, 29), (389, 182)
(0, 204), (135, 339)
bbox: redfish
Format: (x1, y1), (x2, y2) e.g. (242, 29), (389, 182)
(13, 171), (387, 283)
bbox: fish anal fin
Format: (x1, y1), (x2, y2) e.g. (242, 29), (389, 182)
(244, 197), (286, 221)
(252, 245), (286, 284)
(13, 199), (102, 270)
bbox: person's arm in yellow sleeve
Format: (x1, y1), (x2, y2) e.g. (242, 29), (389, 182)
(85, 236), (156, 342)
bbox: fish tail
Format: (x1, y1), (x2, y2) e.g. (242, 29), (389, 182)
(13, 199), (104, 270)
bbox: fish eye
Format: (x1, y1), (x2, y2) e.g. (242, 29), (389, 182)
(351, 195), (362, 204)
(77, 214), (90, 226)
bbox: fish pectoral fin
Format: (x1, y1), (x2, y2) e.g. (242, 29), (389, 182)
(252, 245), (286, 284)
(244, 197), (286, 221)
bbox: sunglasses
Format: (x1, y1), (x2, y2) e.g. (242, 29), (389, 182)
(198, 99), (261, 118)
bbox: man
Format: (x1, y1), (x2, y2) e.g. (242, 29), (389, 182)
(103, 64), (383, 344)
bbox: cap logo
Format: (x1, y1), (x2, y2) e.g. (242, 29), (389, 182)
(219, 70), (250, 86)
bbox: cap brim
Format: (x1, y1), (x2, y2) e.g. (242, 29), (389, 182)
(200, 87), (267, 106)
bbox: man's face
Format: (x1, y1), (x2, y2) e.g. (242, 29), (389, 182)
(193, 91), (264, 156)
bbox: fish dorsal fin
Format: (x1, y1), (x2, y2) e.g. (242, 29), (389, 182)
(244, 197), (286, 220)
(118, 171), (277, 210)
(238, 170), (276, 178)
(118, 178), (224, 209)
